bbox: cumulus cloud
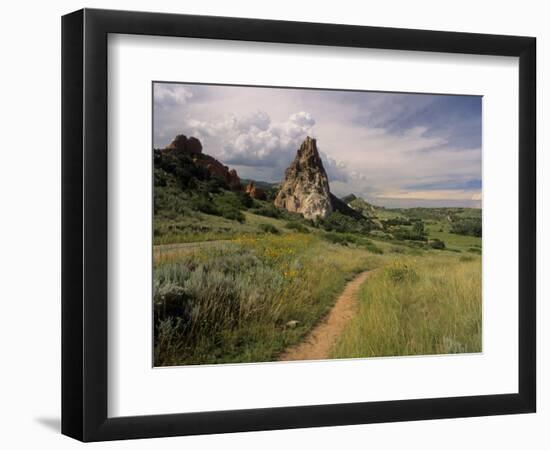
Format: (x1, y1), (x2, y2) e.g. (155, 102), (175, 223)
(322, 153), (349, 182)
(181, 110), (316, 172)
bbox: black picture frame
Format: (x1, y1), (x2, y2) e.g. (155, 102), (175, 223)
(61, 8), (536, 442)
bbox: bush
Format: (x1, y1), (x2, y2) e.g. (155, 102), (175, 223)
(258, 223), (280, 234)
(382, 217), (411, 227)
(221, 208), (245, 223)
(428, 238), (446, 250)
(467, 247), (482, 254)
(450, 218), (482, 237)
(318, 211), (371, 234)
(191, 196), (220, 216)
(236, 191), (254, 208)
(392, 225), (427, 242)
(322, 232), (383, 254)
(203, 177), (228, 194)
(390, 246), (406, 254)
(154, 168), (167, 187)
(251, 204), (283, 219)
(385, 263), (418, 283)
(285, 222), (310, 233)
(364, 241), (383, 254)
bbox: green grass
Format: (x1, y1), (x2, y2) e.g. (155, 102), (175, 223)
(330, 254), (482, 358)
(154, 233), (379, 366)
(154, 210), (301, 245)
(425, 224), (482, 252)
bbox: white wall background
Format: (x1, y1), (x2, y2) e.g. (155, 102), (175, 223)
(0, 0), (546, 448)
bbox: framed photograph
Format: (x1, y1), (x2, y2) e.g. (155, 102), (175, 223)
(62, 8), (536, 441)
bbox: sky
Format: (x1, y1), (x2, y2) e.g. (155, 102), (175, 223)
(153, 82), (482, 208)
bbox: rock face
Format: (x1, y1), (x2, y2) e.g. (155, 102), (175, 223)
(274, 136), (333, 220)
(245, 181), (267, 200)
(162, 135), (241, 189)
(164, 134), (203, 156)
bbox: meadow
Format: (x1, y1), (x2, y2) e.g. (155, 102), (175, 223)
(154, 233), (379, 366)
(331, 254), (482, 359)
(154, 217), (482, 365)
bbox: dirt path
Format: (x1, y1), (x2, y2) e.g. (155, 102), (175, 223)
(153, 240), (232, 262)
(279, 270), (373, 362)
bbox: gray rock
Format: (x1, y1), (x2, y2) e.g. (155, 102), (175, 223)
(286, 320), (300, 329)
(274, 137), (333, 220)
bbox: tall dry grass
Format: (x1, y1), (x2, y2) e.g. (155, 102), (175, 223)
(331, 254), (482, 358)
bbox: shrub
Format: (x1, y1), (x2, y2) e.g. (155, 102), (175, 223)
(385, 262), (418, 283)
(450, 218), (482, 237)
(322, 232), (354, 246)
(318, 211), (371, 234)
(191, 196), (221, 216)
(154, 282), (191, 324)
(392, 224), (427, 242)
(236, 191), (254, 208)
(203, 177), (228, 194)
(382, 217), (411, 227)
(221, 208), (246, 223)
(428, 238), (446, 250)
(154, 168), (167, 187)
(364, 241), (383, 254)
(467, 247), (482, 254)
(285, 222), (310, 233)
(258, 223), (280, 234)
(390, 246), (406, 254)
(251, 204), (283, 219)
(215, 191), (245, 210)
(322, 232), (383, 254)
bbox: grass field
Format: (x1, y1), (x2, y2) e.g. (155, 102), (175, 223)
(331, 254), (482, 359)
(154, 220), (482, 365)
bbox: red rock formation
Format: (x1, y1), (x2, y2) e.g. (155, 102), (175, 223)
(245, 181), (267, 200)
(164, 134), (203, 156)
(195, 156), (241, 189)
(162, 135), (241, 190)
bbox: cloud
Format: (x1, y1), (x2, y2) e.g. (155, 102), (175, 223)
(181, 110), (316, 173)
(322, 154), (349, 182)
(154, 84), (193, 109)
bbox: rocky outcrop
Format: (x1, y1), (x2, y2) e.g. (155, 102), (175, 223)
(245, 181), (267, 200)
(330, 193), (365, 220)
(162, 135), (241, 189)
(274, 136), (332, 220)
(196, 157), (241, 189)
(164, 134), (203, 156)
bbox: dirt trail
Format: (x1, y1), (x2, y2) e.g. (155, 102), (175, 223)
(153, 240), (232, 262)
(279, 270), (373, 362)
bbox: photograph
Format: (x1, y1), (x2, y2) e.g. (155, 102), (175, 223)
(0, 0), (542, 446)
(152, 82), (483, 367)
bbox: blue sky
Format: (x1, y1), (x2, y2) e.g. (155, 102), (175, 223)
(153, 82), (482, 208)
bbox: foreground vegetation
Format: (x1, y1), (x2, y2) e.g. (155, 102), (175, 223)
(331, 254), (482, 359)
(154, 232), (482, 365)
(154, 234), (379, 366)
